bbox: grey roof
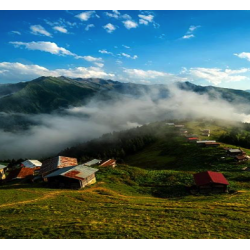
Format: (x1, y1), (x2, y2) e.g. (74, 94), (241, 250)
(83, 159), (101, 166)
(0, 165), (7, 170)
(196, 140), (216, 143)
(228, 149), (242, 153)
(45, 164), (98, 180)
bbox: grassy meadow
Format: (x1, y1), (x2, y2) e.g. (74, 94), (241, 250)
(1, 120), (250, 239)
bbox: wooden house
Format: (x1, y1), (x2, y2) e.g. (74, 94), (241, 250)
(193, 171), (229, 193)
(166, 123), (175, 126)
(21, 160), (42, 168)
(234, 155), (249, 163)
(227, 149), (244, 156)
(39, 156), (78, 177)
(203, 142), (220, 147)
(196, 140), (216, 146)
(175, 125), (184, 128)
(0, 165), (7, 180)
(100, 159), (117, 168)
(187, 137), (199, 143)
(45, 164), (98, 189)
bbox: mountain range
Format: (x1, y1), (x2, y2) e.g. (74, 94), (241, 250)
(0, 76), (250, 114)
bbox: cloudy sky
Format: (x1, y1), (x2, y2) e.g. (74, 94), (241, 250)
(1, 10), (250, 89)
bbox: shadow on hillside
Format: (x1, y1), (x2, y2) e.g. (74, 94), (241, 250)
(150, 184), (190, 198)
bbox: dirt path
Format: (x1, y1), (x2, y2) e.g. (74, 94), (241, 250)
(0, 190), (63, 208)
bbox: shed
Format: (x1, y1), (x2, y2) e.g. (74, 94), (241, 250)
(187, 137), (199, 143)
(83, 159), (101, 166)
(21, 160), (42, 168)
(100, 159), (116, 168)
(45, 164), (98, 189)
(166, 123), (175, 126)
(203, 142), (220, 147)
(193, 171), (229, 193)
(175, 125), (184, 128)
(227, 149), (244, 156)
(39, 156), (78, 176)
(234, 155), (249, 163)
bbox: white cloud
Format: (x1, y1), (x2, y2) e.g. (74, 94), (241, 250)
(182, 25), (200, 39)
(53, 26), (68, 34)
(103, 23), (116, 33)
(187, 67), (249, 85)
(234, 52), (250, 61)
(105, 10), (131, 20)
(85, 24), (95, 31)
(30, 25), (52, 37)
(83, 56), (102, 62)
(75, 11), (96, 21)
(0, 62), (114, 83)
(10, 41), (103, 67)
(99, 49), (114, 55)
(122, 68), (186, 84)
(122, 45), (130, 49)
(123, 20), (138, 29)
(10, 41), (75, 56)
(139, 19), (149, 25)
(10, 31), (21, 35)
(120, 53), (138, 59)
(138, 14), (154, 22)
(138, 14), (154, 25)
(182, 34), (194, 39)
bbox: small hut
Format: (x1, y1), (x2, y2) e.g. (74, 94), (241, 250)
(193, 171), (229, 193)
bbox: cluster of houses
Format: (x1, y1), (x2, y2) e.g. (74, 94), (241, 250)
(0, 157), (116, 189)
(166, 122), (250, 193)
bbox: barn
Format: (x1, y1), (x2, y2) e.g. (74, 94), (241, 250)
(227, 149), (244, 156)
(45, 164), (98, 189)
(193, 171), (229, 193)
(39, 156), (78, 177)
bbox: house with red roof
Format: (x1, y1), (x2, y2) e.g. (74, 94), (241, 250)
(193, 171), (229, 193)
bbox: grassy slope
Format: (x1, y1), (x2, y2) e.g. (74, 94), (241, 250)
(0, 77), (96, 113)
(1, 120), (250, 238)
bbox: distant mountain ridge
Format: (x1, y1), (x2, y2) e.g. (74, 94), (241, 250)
(0, 76), (250, 114)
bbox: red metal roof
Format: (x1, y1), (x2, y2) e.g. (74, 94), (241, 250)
(188, 137), (199, 140)
(193, 171), (229, 186)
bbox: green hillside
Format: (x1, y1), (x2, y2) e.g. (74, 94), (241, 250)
(1, 120), (250, 238)
(0, 77), (97, 113)
(1, 77), (250, 114)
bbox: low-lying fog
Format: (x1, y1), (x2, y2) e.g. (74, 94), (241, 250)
(1, 84), (250, 159)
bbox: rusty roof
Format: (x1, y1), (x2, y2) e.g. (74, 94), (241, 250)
(45, 164), (98, 180)
(100, 159), (116, 167)
(6, 167), (39, 181)
(235, 155), (248, 160)
(39, 156), (78, 175)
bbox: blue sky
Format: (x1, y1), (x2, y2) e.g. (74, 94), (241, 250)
(1, 10), (250, 89)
